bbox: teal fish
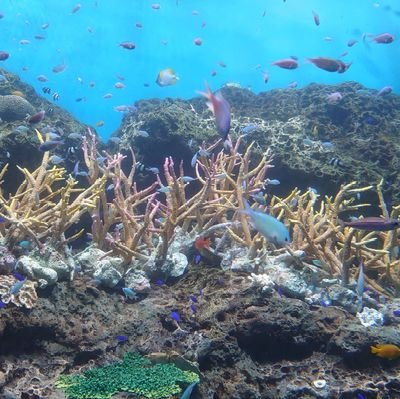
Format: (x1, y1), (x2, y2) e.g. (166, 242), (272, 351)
(242, 199), (290, 246)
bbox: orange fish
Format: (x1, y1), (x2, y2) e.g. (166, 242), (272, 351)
(371, 344), (400, 360)
(194, 236), (210, 251)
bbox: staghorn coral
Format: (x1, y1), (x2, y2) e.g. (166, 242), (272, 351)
(0, 274), (37, 308)
(0, 129), (106, 250)
(0, 94), (35, 121)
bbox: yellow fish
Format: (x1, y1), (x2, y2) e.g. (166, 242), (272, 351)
(11, 90), (25, 97)
(371, 344), (400, 360)
(96, 121), (105, 127)
(156, 68), (178, 87)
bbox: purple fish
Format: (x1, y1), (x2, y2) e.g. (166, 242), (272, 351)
(198, 82), (231, 141)
(190, 303), (197, 313)
(0, 300), (6, 309)
(377, 86), (392, 96)
(343, 217), (400, 231)
(12, 272), (25, 281)
(371, 33), (395, 44)
(170, 311), (181, 322)
(189, 295), (198, 303)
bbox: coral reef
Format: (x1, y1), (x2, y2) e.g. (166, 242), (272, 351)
(118, 82), (400, 203)
(0, 94), (35, 122)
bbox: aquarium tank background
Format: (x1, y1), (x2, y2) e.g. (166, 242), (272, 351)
(1, 0), (398, 139)
(2, 1), (400, 399)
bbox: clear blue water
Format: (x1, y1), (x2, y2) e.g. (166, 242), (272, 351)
(1, 0), (398, 139)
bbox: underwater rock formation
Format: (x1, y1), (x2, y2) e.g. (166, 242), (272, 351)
(0, 94), (35, 122)
(117, 81), (400, 203)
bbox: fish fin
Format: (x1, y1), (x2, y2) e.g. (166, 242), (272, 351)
(370, 345), (379, 354)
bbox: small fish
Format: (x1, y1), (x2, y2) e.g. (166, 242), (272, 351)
(251, 192), (267, 206)
(241, 124), (257, 134)
(193, 254), (202, 264)
(191, 152), (198, 167)
(52, 92), (59, 101)
(312, 10), (320, 26)
(68, 132), (82, 140)
(0, 51), (10, 61)
(135, 22), (143, 28)
(13, 272), (25, 281)
(189, 295), (198, 303)
(170, 311), (181, 322)
(71, 4), (81, 14)
(347, 39), (358, 47)
(114, 82), (125, 89)
(393, 310), (400, 317)
(156, 68), (179, 87)
(193, 37), (202, 46)
(10, 278), (27, 295)
(320, 141), (334, 150)
(113, 105), (137, 113)
(136, 130), (149, 137)
(151, 3), (161, 9)
(265, 178), (280, 186)
(42, 87), (51, 94)
(194, 236), (210, 250)
(288, 81), (298, 88)
(157, 186), (171, 194)
(49, 155), (64, 165)
(0, 300), (6, 309)
(103, 93), (113, 99)
(13, 125), (29, 134)
(39, 140), (64, 151)
(181, 176), (196, 183)
(342, 217), (400, 231)
(34, 35), (46, 40)
(96, 121), (105, 127)
(377, 86), (392, 96)
(38, 74), (48, 82)
(190, 303), (197, 314)
(19, 39), (31, 45)
(11, 90), (25, 97)
(41, 22), (50, 29)
(307, 57), (351, 73)
(371, 344), (400, 359)
(198, 82), (231, 142)
(52, 62), (67, 73)
(116, 335), (128, 343)
(122, 287), (138, 300)
(28, 110), (45, 124)
(242, 198), (290, 246)
(370, 32), (395, 44)
(271, 58), (298, 69)
(328, 157), (343, 167)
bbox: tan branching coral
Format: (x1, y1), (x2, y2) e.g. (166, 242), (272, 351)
(277, 180), (400, 294)
(0, 130), (106, 249)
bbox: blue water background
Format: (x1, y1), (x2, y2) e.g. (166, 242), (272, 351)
(1, 0), (398, 139)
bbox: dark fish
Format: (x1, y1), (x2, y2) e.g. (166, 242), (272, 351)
(119, 41), (136, 50)
(0, 51), (9, 61)
(0, 300), (6, 309)
(42, 87), (51, 94)
(271, 58), (298, 69)
(312, 10), (320, 26)
(39, 140), (64, 151)
(189, 295), (198, 303)
(190, 303), (197, 313)
(343, 217), (400, 231)
(393, 309), (400, 317)
(13, 272), (25, 281)
(371, 32), (395, 44)
(28, 110), (45, 124)
(307, 57), (351, 73)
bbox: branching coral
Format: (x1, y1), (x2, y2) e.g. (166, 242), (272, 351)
(277, 180), (400, 295)
(0, 130), (106, 249)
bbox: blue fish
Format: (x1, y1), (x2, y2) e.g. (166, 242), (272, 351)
(122, 287), (138, 300)
(393, 309), (400, 317)
(116, 335), (128, 343)
(12, 272), (25, 281)
(10, 278), (27, 295)
(242, 198), (290, 246)
(189, 295), (198, 303)
(190, 303), (197, 313)
(180, 382), (197, 399)
(0, 300), (6, 309)
(170, 311), (181, 322)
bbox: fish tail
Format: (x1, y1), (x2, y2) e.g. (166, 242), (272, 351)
(370, 345), (379, 354)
